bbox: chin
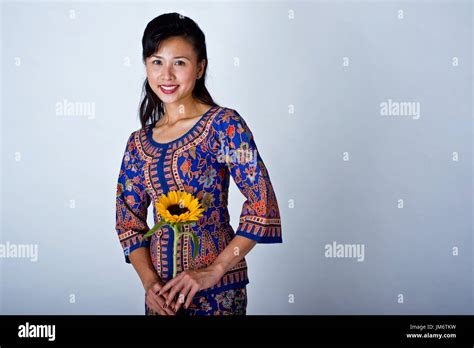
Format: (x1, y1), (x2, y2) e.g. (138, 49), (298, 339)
(159, 95), (181, 104)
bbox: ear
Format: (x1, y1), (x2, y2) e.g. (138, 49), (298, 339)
(197, 59), (206, 79)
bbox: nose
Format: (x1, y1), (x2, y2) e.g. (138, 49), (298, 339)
(160, 62), (175, 81)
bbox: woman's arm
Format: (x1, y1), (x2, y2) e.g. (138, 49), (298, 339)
(128, 247), (161, 290)
(129, 247), (177, 315)
(158, 235), (257, 312)
(209, 235), (258, 279)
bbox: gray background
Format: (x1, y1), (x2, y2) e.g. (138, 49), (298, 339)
(0, 0), (472, 314)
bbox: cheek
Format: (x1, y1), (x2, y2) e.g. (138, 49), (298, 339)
(146, 66), (159, 82)
(177, 68), (197, 86)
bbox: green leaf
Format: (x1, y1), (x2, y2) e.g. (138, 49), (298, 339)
(180, 231), (200, 259)
(141, 220), (167, 239)
(191, 233), (200, 258)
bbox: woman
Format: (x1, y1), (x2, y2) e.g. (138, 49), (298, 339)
(115, 12), (282, 315)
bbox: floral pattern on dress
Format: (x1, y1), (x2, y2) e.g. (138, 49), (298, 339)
(145, 287), (247, 316)
(116, 106), (282, 313)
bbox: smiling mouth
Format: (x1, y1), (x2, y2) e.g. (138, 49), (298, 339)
(159, 85), (179, 94)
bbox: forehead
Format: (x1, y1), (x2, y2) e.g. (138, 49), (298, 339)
(154, 36), (195, 57)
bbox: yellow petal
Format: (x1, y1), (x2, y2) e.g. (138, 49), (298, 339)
(187, 200), (199, 211)
(170, 191), (178, 204)
(181, 193), (191, 207)
(161, 195), (170, 208)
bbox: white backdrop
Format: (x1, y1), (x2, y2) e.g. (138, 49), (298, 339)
(0, 0), (472, 314)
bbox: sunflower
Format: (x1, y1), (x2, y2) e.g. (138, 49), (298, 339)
(156, 191), (205, 224)
(140, 190), (206, 278)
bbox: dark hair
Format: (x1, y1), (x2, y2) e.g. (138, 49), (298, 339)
(139, 12), (218, 129)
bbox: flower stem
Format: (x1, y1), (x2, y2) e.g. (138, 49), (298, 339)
(172, 224), (180, 279)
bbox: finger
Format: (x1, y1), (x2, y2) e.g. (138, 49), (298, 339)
(146, 293), (167, 315)
(150, 289), (175, 314)
(184, 286), (199, 309)
(166, 280), (185, 307)
(151, 282), (164, 296)
(156, 290), (171, 309)
(155, 294), (176, 316)
(163, 293), (178, 310)
(147, 288), (172, 315)
(158, 277), (178, 296)
(155, 289), (177, 310)
(173, 284), (191, 312)
(158, 273), (184, 296)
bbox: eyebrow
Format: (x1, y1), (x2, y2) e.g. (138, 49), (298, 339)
(151, 55), (191, 61)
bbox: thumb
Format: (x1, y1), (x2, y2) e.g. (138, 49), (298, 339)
(152, 281), (164, 293)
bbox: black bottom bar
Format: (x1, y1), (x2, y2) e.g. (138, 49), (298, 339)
(0, 315), (473, 347)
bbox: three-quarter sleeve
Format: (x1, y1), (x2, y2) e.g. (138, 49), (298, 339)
(213, 108), (282, 243)
(115, 131), (151, 263)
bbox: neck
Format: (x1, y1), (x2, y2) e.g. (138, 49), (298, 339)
(162, 96), (203, 124)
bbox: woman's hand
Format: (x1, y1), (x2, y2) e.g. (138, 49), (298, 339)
(157, 264), (225, 312)
(144, 279), (178, 315)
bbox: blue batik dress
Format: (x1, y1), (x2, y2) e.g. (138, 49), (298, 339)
(115, 105), (282, 315)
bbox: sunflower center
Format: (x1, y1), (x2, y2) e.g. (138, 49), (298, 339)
(167, 204), (189, 216)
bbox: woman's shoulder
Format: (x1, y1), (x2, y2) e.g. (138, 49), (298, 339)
(212, 105), (246, 127)
(122, 126), (150, 157)
(215, 105), (240, 116)
(127, 127), (145, 145)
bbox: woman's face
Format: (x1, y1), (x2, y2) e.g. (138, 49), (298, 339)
(145, 36), (205, 106)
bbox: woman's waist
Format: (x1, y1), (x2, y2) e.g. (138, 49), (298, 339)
(195, 262), (250, 296)
(149, 226), (246, 282)
(155, 256), (249, 294)
(195, 279), (249, 297)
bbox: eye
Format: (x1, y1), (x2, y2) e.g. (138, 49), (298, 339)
(175, 60), (185, 66)
(152, 59), (161, 65)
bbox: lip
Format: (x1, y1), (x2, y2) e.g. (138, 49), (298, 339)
(159, 84), (179, 94)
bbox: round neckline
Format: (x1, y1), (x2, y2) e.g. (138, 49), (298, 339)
(147, 104), (217, 148)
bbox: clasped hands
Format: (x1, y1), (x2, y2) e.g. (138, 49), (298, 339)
(146, 264), (224, 315)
